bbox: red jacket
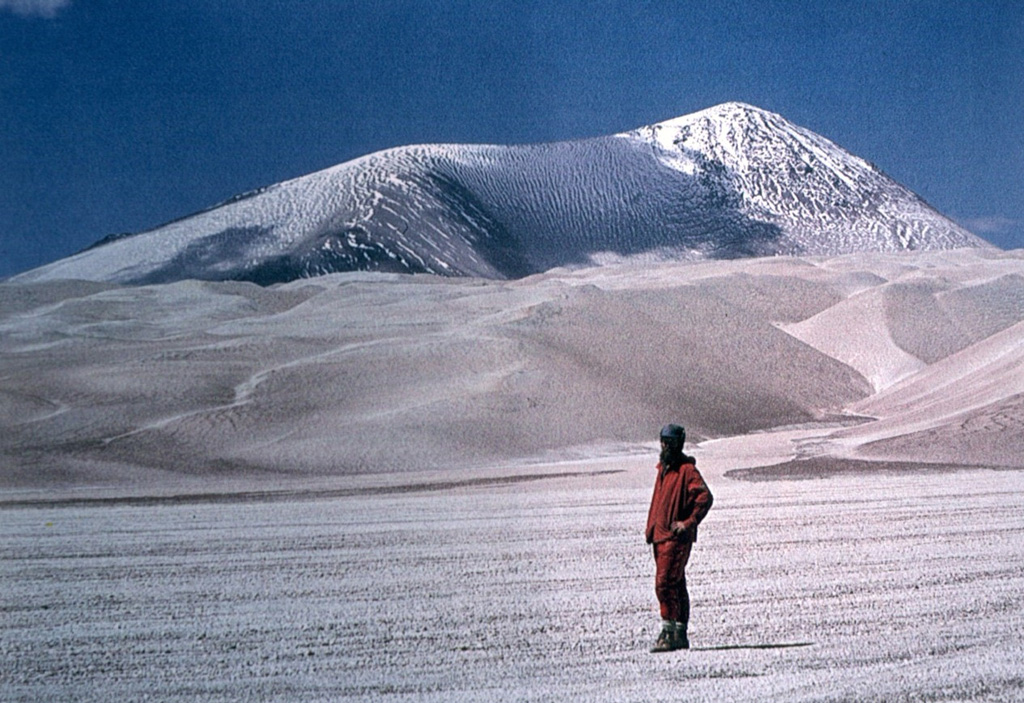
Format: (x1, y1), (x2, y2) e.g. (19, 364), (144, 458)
(645, 456), (713, 545)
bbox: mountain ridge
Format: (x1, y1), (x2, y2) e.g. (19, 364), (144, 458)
(15, 102), (989, 286)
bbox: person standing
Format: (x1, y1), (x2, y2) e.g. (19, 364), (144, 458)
(645, 423), (713, 652)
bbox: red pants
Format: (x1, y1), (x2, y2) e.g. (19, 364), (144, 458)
(653, 539), (692, 623)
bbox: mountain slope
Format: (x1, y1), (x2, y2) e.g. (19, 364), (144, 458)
(15, 103), (988, 286)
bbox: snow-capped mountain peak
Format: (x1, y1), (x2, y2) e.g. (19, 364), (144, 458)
(14, 103), (989, 286)
(627, 102), (864, 185)
(620, 102), (969, 253)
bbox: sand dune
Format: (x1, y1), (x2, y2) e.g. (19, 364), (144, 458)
(781, 285), (927, 391)
(838, 319), (1024, 466)
(1, 248), (1023, 499)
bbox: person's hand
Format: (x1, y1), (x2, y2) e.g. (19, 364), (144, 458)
(670, 521), (690, 537)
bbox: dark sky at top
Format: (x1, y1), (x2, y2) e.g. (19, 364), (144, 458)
(1, 0), (1021, 279)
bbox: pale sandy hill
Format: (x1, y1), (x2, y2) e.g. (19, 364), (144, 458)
(1, 248), (1022, 496)
(838, 319), (1024, 466)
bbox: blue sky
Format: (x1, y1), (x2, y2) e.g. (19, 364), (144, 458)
(1, 0), (1021, 279)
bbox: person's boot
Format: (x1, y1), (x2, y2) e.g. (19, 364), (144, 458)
(673, 623), (689, 650)
(650, 625), (675, 653)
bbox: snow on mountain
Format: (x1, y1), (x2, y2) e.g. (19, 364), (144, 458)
(15, 102), (989, 286)
(624, 103), (981, 254)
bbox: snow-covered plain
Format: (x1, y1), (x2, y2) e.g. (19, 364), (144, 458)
(3, 457), (1023, 702)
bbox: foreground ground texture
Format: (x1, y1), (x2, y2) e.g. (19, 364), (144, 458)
(3, 449), (1023, 702)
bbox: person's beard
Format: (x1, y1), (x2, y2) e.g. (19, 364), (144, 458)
(660, 444), (683, 469)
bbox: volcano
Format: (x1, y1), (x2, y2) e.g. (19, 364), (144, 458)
(15, 102), (988, 286)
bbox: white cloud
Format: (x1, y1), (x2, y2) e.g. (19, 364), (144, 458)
(959, 215), (1018, 235)
(0, 0), (71, 18)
